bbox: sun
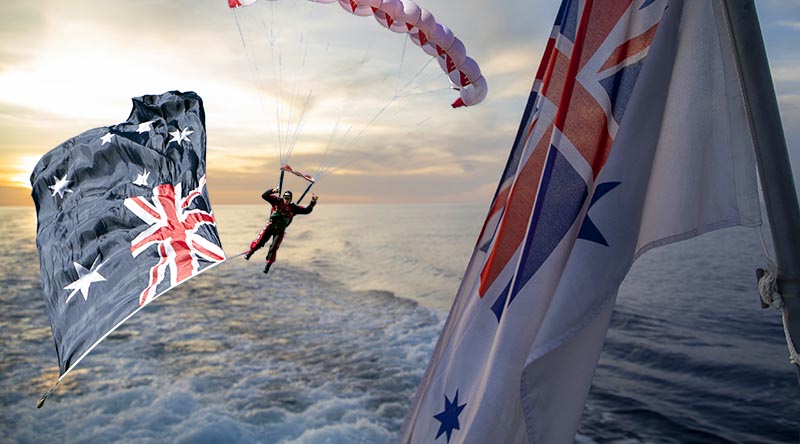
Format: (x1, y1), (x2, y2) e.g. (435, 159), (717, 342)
(6, 155), (42, 189)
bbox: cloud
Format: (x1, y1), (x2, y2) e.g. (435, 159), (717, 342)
(778, 20), (800, 30)
(771, 65), (800, 83)
(779, 93), (800, 107)
(3, 0), (799, 204)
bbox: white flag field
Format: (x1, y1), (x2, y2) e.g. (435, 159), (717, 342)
(401, 0), (768, 442)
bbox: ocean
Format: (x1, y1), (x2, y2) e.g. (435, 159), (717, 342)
(1, 203), (798, 443)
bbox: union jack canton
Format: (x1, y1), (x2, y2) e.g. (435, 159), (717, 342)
(479, 0), (667, 321)
(31, 91), (226, 383)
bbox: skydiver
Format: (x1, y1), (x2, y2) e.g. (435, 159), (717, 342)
(244, 188), (318, 274)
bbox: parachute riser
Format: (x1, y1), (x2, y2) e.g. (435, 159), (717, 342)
(296, 181), (315, 205)
(278, 169), (286, 194)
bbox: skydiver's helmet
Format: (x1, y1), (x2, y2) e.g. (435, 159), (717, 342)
(283, 191), (293, 202)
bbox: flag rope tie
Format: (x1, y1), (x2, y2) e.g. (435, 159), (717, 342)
(37, 380), (61, 408)
(758, 269), (800, 367)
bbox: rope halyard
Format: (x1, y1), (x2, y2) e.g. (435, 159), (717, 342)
(757, 268), (800, 368)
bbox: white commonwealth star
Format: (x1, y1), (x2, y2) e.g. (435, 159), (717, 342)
(168, 127), (193, 146)
(49, 174), (73, 199)
(133, 169), (150, 186)
(101, 132), (115, 145)
(137, 120), (155, 134)
(64, 256), (107, 304)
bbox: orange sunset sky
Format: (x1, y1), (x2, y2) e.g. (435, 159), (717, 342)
(2, 0), (799, 206)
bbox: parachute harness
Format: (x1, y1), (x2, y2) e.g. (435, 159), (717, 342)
(757, 268), (800, 368)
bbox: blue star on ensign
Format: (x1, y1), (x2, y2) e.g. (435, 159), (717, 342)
(433, 390), (466, 443)
(578, 181), (621, 246)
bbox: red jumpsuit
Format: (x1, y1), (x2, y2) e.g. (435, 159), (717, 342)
(245, 189), (316, 271)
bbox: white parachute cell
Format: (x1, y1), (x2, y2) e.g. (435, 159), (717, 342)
(453, 56), (481, 87)
(454, 75), (487, 108)
(391, 0), (421, 32)
(408, 7), (436, 48)
(374, 0), (404, 30)
(228, 0), (258, 7)
(425, 24), (455, 58)
(439, 36), (466, 75)
(339, 0), (381, 17)
(228, 0), (487, 114)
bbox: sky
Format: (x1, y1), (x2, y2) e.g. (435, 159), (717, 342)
(0, 0), (799, 205)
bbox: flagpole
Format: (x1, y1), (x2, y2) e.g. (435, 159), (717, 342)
(722, 0), (800, 381)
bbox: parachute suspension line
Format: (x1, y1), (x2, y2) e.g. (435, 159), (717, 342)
(359, 24), (378, 68)
(351, 96), (395, 145)
(278, 168), (286, 194)
(331, 126), (355, 176)
(258, 0), (288, 162)
(234, 8), (281, 162)
(316, 92), (398, 180)
(314, 22), (397, 180)
(285, 90), (314, 163)
(395, 33), (410, 99)
(402, 74), (451, 98)
(267, 0), (314, 168)
(323, 97), (403, 177)
(296, 181), (315, 205)
(256, 0), (299, 46)
(394, 61), (453, 99)
(395, 56), (441, 98)
(403, 117), (432, 137)
(283, 84), (299, 160)
(274, 49), (288, 163)
(395, 86), (453, 100)
(316, 120), (353, 179)
(314, 27), (439, 180)
(314, 116), (342, 179)
(317, 122), (381, 180)
(307, 27), (377, 180)
(269, 0), (276, 44)
(301, 34), (311, 70)
(282, 0), (317, 166)
(255, 0), (276, 47)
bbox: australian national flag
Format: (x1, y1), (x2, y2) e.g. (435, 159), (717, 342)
(401, 1), (762, 443)
(31, 91), (226, 384)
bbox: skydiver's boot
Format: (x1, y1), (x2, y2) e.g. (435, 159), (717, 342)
(263, 263), (272, 274)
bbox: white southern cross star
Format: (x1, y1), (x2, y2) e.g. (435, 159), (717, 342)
(168, 127), (193, 146)
(133, 169), (150, 186)
(49, 174), (74, 198)
(101, 132), (115, 145)
(64, 256), (107, 304)
(137, 120), (155, 134)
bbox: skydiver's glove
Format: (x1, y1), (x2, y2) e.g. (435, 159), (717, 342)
(311, 194), (318, 203)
